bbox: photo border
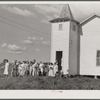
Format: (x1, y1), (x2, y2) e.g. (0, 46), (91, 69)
(0, 0), (99, 99)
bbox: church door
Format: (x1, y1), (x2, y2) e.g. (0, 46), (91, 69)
(56, 51), (63, 72)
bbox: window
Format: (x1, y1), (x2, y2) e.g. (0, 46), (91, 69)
(59, 24), (63, 30)
(73, 25), (76, 31)
(96, 50), (100, 66)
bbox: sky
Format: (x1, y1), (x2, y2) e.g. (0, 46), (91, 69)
(0, 3), (100, 62)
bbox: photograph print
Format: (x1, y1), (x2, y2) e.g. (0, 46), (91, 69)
(0, 2), (100, 90)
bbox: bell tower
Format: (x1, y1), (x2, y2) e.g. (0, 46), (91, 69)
(50, 4), (79, 75)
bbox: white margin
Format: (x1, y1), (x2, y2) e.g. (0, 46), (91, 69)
(0, 1), (100, 99)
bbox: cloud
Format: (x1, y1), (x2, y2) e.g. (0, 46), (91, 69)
(8, 44), (20, 51)
(42, 40), (50, 45)
(69, 4), (95, 21)
(1, 43), (7, 47)
(22, 36), (37, 44)
(28, 36), (37, 41)
(22, 39), (33, 44)
(21, 36), (50, 46)
(34, 4), (62, 23)
(40, 37), (44, 41)
(34, 4), (100, 23)
(1, 43), (26, 54)
(31, 36), (37, 41)
(34, 4), (61, 14)
(8, 50), (22, 54)
(28, 37), (32, 40)
(35, 48), (40, 52)
(1, 5), (35, 17)
(8, 44), (26, 51)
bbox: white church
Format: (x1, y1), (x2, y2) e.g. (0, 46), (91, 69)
(50, 4), (100, 77)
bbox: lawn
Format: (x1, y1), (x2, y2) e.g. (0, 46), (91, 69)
(0, 76), (100, 90)
(0, 63), (100, 90)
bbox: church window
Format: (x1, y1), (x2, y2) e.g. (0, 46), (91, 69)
(73, 25), (76, 31)
(96, 50), (100, 66)
(59, 24), (63, 30)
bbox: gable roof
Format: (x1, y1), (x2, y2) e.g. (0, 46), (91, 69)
(80, 14), (100, 26)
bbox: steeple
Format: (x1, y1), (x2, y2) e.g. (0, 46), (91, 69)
(59, 4), (74, 19)
(50, 4), (79, 23)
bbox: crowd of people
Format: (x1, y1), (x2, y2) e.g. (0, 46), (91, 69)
(1, 59), (63, 78)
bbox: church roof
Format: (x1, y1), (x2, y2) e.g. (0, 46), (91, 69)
(50, 4), (79, 24)
(80, 14), (100, 26)
(59, 4), (74, 19)
(50, 17), (79, 23)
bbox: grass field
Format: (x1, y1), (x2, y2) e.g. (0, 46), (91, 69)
(0, 64), (100, 90)
(0, 75), (99, 90)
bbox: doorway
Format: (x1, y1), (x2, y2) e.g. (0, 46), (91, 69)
(56, 51), (63, 71)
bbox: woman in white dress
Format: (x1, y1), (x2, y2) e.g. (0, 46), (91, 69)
(4, 59), (9, 77)
(39, 62), (44, 76)
(53, 61), (58, 77)
(32, 60), (37, 76)
(49, 63), (54, 77)
(18, 61), (26, 77)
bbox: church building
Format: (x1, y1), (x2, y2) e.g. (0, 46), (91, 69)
(50, 4), (100, 76)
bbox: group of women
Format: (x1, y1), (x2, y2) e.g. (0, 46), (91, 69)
(2, 59), (59, 77)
